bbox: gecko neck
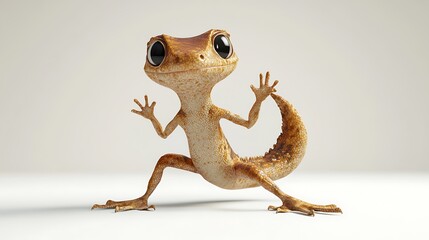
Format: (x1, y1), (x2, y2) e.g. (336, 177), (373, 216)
(176, 87), (213, 113)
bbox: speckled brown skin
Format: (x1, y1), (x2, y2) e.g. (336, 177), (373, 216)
(92, 29), (342, 216)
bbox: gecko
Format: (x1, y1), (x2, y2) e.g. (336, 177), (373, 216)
(92, 29), (342, 216)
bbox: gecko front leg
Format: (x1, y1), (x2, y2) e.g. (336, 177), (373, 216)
(131, 95), (179, 139)
(221, 72), (278, 128)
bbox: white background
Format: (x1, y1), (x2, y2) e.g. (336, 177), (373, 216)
(1, 0), (428, 173)
(1, 1), (428, 239)
(1, 172), (428, 239)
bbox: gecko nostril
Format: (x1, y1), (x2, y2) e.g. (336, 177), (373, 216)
(199, 54), (205, 60)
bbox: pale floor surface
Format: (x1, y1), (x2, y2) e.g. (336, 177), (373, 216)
(0, 171), (428, 240)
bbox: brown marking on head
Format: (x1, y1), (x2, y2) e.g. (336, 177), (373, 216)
(143, 29), (239, 94)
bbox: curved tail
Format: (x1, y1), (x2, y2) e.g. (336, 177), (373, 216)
(241, 93), (307, 180)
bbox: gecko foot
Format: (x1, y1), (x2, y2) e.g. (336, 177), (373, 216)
(91, 198), (155, 212)
(268, 201), (342, 216)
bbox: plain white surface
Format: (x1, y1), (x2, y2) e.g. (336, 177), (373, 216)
(1, 172), (428, 239)
(1, 0), (429, 173)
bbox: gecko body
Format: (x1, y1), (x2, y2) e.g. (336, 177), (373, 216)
(92, 29), (341, 215)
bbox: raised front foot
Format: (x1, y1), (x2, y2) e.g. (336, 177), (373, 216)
(91, 198), (155, 212)
(268, 199), (342, 216)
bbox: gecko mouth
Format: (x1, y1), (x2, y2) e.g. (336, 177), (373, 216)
(145, 63), (236, 75)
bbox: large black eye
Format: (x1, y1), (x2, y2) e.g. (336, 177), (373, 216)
(148, 41), (165, 66)
(213, 34), (232, 59)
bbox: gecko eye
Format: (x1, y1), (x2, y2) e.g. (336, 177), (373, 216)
(147, 41), (165, 66)
(213, 34), (232, 59)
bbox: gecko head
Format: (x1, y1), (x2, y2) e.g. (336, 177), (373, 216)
(143, 29), (238, 93)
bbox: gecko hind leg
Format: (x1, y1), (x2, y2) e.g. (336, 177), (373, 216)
(91, 154), (197, 212)
(234, 162), (342, 216)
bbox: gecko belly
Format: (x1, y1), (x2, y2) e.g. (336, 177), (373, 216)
(182, 116), (256, 189)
